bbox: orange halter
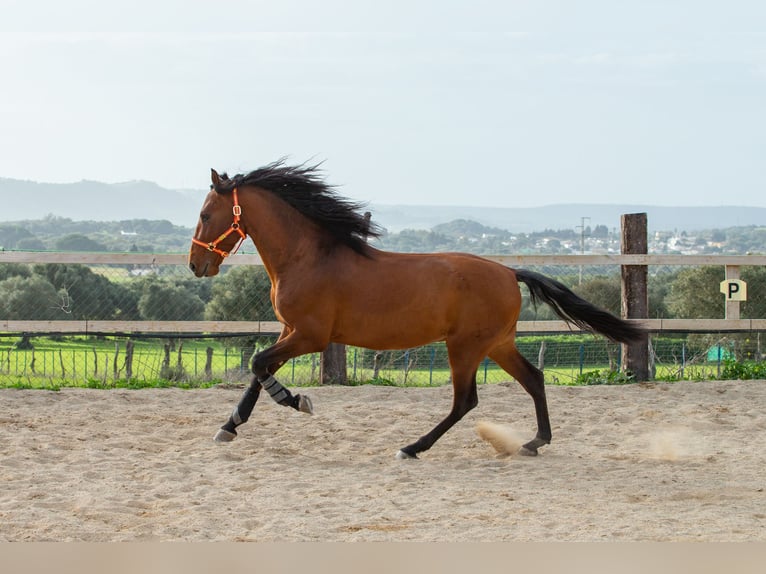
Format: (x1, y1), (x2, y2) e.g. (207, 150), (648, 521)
(191, 187), (247, 258)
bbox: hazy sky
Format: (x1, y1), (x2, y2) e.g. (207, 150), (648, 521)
(2, 0), (765, 208)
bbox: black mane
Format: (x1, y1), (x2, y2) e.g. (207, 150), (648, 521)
(213, 160), (382, 255)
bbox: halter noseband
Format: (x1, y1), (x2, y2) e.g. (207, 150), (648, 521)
(191, 187), (247, 258)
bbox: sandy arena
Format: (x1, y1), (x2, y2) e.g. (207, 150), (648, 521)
(1, 380), (765, 541)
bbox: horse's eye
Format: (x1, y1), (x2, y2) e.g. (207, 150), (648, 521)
(200, 213), (211, 223)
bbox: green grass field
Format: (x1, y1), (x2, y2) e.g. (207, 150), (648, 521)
(0, 335), (731, 389)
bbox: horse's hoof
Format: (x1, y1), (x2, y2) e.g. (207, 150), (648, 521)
(395, 449), (418, 460)
(519, 437), (548, 456)
(298, 394), (314, 415)
(518, 446), (538, 457)
(214, 429), (237, 443)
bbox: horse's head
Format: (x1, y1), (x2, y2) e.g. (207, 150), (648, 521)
(188, 169), (247, 277)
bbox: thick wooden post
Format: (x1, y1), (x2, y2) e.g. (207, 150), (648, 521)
(620, 213), (649, 381)
(320, 342), (348, 385)
(205, 347), (214, 378)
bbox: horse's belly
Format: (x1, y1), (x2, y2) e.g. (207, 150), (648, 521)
(333, 310), (447, 350)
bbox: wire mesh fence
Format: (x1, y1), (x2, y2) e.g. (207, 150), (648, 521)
(3, 258), (766, 324)
(1, 252), (765, 387)
(0, 331), (762, 388)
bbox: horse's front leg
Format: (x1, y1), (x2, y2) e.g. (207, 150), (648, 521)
(214, 376), (264, 442)
(213, 333), (320, 443)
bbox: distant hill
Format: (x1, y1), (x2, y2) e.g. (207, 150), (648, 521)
(371, 204), (766, 233)
(0, 178), (203, 226)
(431, 219), (510, 238)
(2, 177), (765, 233)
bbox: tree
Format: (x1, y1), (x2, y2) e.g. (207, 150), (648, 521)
(667, 266), (724, 319)
(573, 276), (621, 316)
(742, 266), (766, 318)
(137, 278), (205, 320)
(0, 263), (31, 282)
(33, 263), (140, 320)
(173, 276), (214, 305)
(55, 233), (108, 252)
(0, 275), (63, 320)
(545, 238), (563, 252)
(15, 237), (47, 250)
(592, 224), (609, 238)
(647, 270), (677, 318)
(204, 267), (276, 321)
(0, 224), (38, 249)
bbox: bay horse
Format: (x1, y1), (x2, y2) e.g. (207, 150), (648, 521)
(188, 160), (644, 459)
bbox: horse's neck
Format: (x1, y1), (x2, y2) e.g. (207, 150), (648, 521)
(242, 187), (321, 277)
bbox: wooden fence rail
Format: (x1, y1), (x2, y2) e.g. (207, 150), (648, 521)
(2, 251), (766, 336)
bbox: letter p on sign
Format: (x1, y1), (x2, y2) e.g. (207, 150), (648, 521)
(720, 279), (747, 301)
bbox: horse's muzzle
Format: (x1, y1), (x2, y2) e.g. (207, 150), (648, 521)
(189, 260), (210, 277)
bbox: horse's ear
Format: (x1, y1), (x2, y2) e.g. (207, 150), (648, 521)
(211, 169), (221, 188)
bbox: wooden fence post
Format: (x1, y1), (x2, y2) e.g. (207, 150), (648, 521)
(112, 342), (119, 380)
(125, 339), (134, 380)
(205, 347), (214, 378)
(321, 341), (349, 385)
(620, 213), (649, 381)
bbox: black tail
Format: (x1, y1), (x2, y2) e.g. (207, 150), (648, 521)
(515, 269), (645, 344)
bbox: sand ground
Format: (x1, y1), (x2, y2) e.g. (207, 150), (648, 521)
(1, 380), (765, 541)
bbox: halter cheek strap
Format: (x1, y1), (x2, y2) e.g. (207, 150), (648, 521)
(191, 187), (247, 258)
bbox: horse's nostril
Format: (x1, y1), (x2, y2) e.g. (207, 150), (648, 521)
(189, 262), (196, 273)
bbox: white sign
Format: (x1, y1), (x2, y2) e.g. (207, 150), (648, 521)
(720, 279), (747, 301)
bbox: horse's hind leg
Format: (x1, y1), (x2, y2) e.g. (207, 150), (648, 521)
(489, 344), (552, 456)
(397, 362), (480, 459)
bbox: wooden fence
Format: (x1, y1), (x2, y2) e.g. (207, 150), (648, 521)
(2, 250), (766, 335)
